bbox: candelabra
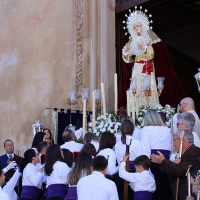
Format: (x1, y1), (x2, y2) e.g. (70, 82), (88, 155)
(67, 88), (101, 132)
(130, 75), (165, 110)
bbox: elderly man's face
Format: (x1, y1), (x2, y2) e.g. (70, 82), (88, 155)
(177, 120), (188, 130)
(174, 133), (181, 153)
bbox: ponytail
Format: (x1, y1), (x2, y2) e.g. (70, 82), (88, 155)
(120, 119), (134, 144)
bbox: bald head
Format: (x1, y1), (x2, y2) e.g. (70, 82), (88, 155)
(180, 97), (194, 112)
(62, 129), (76, 142)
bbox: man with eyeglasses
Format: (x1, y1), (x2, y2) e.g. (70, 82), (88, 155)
(151, 129), (200, 200)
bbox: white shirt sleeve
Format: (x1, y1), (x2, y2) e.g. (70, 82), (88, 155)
(3, 169), (21, 195)
(60, 164), (71, 184)
(107, 150), (119, 176)
(141, 128), (151, 158)
(109, 183), (119, 200)
(119, 162), (140, 183)
(26, 168), (43, 187)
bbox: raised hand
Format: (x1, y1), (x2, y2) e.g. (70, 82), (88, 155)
(125, 43), (131, 52)
(7, 161), (17, 170)
(173, 157), (181, 164)
(123, 154), (129, 162)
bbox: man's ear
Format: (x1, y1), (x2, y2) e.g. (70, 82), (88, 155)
(91, 166), (94, 172)
(104, 167), (107, 174)
(183, 123), (187, 128)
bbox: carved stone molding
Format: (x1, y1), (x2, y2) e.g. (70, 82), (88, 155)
(74, 0), (84, 99)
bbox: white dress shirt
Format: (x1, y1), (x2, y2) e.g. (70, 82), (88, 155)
(77, 171), (119, 200)
(115, 135), (142, 165)
(0, 186), (9, 200)
(192, 131), (200, 148)
(119, 162), (156, 192)
(97, 148), (119, 176)
(22, 163), (43, 189)
(173, 113), (179, 135)
(6, 153), (14, 159)
(132, 127), (141, 141)
(189, 110), (200, 137)
(141, 126), (172, 158)
(90, 140), (99, 152)
(46, 161), (71, 187)
(60, 141), (84, 153)
(116, 128), (141, 143)
(3, 169), (21, 200)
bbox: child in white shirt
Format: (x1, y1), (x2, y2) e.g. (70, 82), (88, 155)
(119, 155), (156, 200)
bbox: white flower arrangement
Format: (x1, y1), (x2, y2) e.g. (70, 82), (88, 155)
(88, 113), (121, 137)
(136, 104), (175, 129)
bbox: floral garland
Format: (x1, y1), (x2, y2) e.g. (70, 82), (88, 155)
(136, 104), (175, 129)
(88, 114), (121, 137)
(88, 104), (175, 138)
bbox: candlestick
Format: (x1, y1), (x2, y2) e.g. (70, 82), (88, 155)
(127, 90), (130, 116)
(131, 92), (135, 122)
(83, 99), (86, 137)
(101, 83), (106, 118)
(93, 91), (96, 130)
(138, 70), (142, 109)
(186, 165), (192, 198)
(114, 73), (118, 114)
(187, 170), (191, 197)
(136, 97), (139, 119)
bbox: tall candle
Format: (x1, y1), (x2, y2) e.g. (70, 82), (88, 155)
(127, 90), (130, 116)
(101, 83), (106, 118)
(83, 99), (86, 137)
(93, 91), (96, 130)
(136, 97), (139, 119)
(114, 73), (118, 114)
(131, 92), (135, 122)
(138, 70), (142, 109)
(187, 170), (191, 197)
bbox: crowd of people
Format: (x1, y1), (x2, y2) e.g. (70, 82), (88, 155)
(0, 97), (200, 200)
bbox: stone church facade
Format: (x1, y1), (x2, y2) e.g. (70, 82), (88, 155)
(0, 0), (115, 155)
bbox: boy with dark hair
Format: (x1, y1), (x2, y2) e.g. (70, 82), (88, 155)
(119, 155), (156, 200)
(77, 156), (119, 200)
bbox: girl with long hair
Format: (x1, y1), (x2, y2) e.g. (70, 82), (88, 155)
(43, 128), (54, 145)
(64, 152), (92, 200)
(19, 149), (44, 200)
(96, 132), (118, 180)
(115, 119), (142, 200)
(31, 132), (46, 149)
(45, 144), (71, 200)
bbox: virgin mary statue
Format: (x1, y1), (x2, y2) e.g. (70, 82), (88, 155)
(119, 7), (186, 109)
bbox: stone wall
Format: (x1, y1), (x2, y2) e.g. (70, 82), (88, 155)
(0, 0), (115, 155)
